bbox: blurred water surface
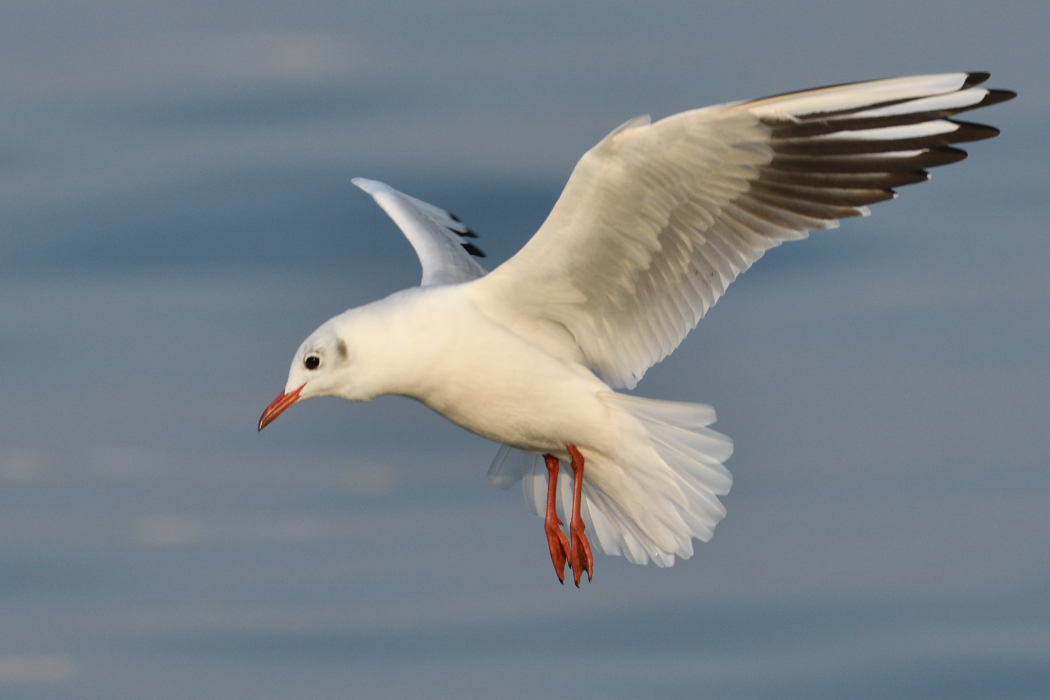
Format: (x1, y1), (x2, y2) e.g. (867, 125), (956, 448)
(0, 2), (1047, 698)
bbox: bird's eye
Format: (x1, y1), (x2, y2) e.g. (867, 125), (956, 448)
(304, 355), (321, 370)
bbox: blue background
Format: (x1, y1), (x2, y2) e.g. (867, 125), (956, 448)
(0, 2), (1047, 697)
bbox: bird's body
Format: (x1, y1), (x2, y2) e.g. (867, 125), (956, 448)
(318, 283), (617, 456)
(260, 72), (1014, 582)
(288, 278), (734, 572)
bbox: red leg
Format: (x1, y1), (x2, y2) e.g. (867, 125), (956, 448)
(566, 445), (594, 586)
(542, 454), (571, 583)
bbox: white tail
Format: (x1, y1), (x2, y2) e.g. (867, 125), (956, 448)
(487, 392), (733, 567)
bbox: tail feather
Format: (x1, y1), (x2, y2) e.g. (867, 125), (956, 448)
(486, 392), (734, 567)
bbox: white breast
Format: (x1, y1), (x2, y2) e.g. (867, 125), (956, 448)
(349, 284), (618, 455)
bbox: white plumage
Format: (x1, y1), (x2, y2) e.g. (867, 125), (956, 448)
(260, 73), (1013, 577)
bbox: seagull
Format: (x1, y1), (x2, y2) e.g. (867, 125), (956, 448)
(259, 72), (1014, 585)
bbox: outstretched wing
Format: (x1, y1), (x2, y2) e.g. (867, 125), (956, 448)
(353, 178), (488, 286)
(473, 73), (1014, 388)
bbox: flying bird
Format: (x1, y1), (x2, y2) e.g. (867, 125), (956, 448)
(259, 73), (1014, 586)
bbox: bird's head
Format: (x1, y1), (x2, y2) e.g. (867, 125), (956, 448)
(258, 320), (358, 431)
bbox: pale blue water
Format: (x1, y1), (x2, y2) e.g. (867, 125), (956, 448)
(1, 2), (1048, 697)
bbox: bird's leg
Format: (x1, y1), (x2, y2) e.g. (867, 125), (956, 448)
(566, 444), (594, 586)
(542, 454), (571, 583)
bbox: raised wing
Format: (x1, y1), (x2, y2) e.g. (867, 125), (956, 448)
(473, 73), (1014, 388)
(353, 178), (488, 286)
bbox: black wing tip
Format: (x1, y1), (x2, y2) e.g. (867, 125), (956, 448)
(461, 242), (486, 258)
(446, 212), (481, 238)
(930, 145), (969, 166)
(963, 72), (991, 89)
(950, 120), (1001, 142)
(446, 209), (483, 254)
(962, 74), (1017, 108)
(983, 88), (1018, 107)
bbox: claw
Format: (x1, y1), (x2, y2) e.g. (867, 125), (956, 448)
(543, 454), (571, 583)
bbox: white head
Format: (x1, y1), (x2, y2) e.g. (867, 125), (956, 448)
(257, 312), (376, 431)
(258, 288), (426, 431)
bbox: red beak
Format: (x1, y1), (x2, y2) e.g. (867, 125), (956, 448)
(258, 384), (306, 431)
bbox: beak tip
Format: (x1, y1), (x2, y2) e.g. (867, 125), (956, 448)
(257, 384), (305, 433)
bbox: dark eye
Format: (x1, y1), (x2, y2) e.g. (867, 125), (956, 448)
(304, 355), (321, 370)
